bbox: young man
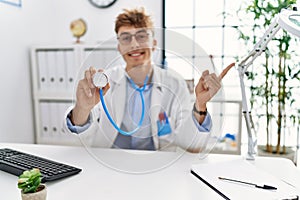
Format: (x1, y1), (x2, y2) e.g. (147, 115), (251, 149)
(64, 7), (234, 152)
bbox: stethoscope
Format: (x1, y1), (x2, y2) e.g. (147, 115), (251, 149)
(93, 71), (148, 136)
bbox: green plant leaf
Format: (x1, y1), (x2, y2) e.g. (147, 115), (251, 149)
(18, 168), (42, 193)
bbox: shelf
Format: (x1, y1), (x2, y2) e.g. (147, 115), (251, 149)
(30, 44), (119, 145)
(34, 91), (75, 101)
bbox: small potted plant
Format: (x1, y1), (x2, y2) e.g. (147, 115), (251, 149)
(18, 168), (47, 200)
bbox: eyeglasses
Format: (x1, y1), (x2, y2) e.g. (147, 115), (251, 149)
(117, 30), (150, 45)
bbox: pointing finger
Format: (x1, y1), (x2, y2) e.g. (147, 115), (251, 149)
(202, 70), (209, 77)
(218, 62), (235, 80)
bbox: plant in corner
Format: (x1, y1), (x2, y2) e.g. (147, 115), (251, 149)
(18, 168), (47, 200)
(235, 0), (300, 159)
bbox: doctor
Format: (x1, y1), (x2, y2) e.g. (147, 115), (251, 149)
(64, 7), (234, 152)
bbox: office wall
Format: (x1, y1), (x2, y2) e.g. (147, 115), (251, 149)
(0, 0), (162, 143)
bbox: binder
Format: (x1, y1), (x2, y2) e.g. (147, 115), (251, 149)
(39, 102), (51, 137)
(97, 50), (106, 68)
(65, 50), (76, 91)
(104, 50), (118, 69)
(85, 49), (105, 69)
(82, 49), (91, 67)
(49, 102), (59, 136)
(56, 50), (67, 90)
(37, 51), (49, 90)
(46, 51), (57, 90)
(190, 159), (299, 200)
(58, 102), (72, 134)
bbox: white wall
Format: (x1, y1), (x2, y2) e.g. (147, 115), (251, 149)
(0, 0), (162, 143)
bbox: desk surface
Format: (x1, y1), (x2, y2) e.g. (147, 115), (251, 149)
(1, 143), (300, 200)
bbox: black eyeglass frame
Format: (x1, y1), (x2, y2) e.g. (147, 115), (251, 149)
(117, 30), (151, 45)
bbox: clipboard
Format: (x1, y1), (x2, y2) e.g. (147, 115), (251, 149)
(190, 159), (299, 200)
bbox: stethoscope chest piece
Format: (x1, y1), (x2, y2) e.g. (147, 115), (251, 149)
(93, 72), (108, 88)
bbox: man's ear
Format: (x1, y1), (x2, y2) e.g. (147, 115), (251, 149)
(152, 39), (157, 51)
(117, 44), (121, 52)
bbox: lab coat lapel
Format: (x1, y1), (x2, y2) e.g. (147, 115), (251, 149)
(111, 69), (126, 128)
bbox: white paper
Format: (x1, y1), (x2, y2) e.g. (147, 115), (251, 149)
(191, 159), (299, 200)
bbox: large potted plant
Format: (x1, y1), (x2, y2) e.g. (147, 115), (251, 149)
(236, 0), (300, 158)
(18, 168), (47, 200)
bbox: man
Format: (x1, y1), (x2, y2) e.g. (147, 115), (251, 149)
(64, 7), (234, 152)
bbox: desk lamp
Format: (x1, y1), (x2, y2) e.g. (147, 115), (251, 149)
(238, 7), (300, 160)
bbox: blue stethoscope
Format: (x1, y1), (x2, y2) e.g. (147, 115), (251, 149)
(96, 72), (149, 136)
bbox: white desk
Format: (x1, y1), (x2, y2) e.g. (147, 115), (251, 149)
(1, 143), (300, 200)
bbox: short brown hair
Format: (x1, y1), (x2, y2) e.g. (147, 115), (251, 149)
(115, 7), (154, 34)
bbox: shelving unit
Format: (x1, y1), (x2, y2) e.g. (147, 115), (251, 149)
(30, 43), (123, 145)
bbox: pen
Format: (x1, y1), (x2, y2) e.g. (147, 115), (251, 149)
(218, 177), (277, 190)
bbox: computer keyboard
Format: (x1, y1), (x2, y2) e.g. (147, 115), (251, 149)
(0, 148), (82, 182)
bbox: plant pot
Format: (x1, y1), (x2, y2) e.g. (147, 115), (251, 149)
(21, 184), (47, 200)
(257, 145), (296, 163)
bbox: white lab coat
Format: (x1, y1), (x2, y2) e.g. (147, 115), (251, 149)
(63, 65), (210, 152)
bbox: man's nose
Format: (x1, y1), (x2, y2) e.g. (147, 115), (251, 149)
(130, 35), (140, 48)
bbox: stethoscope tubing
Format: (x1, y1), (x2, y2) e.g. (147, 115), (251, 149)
(99, 76), (149, 136)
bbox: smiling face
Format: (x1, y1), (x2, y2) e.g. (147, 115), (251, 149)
(117, 26), (157, 72)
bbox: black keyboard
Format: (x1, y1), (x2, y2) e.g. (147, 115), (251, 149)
(0, 148), (82, 182)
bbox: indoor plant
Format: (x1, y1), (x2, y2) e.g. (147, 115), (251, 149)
(236, 0), (300, 158)
(18, 168), (47, 200)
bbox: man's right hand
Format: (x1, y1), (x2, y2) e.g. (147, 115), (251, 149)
(71, 67), (110, 126)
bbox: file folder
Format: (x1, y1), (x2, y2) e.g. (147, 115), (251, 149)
(49, 102), (58, 135)
(103, 50), (118, 68)
(37, 51), (49, 90)
(46, 51), (57, 90)
(84, 49), (105, 69)
(65, 50), (76, 91)
(56, 50), (67, 90)
(39, 102), (51, 137)
(58, 102), (72, 134)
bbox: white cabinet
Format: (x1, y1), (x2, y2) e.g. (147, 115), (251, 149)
(30, 44), (123, 145)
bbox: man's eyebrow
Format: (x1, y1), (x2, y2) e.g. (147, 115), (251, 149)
(119, 29), (148, 36)
(136, 29), (147, 34)
(119, 32), (131, 36)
